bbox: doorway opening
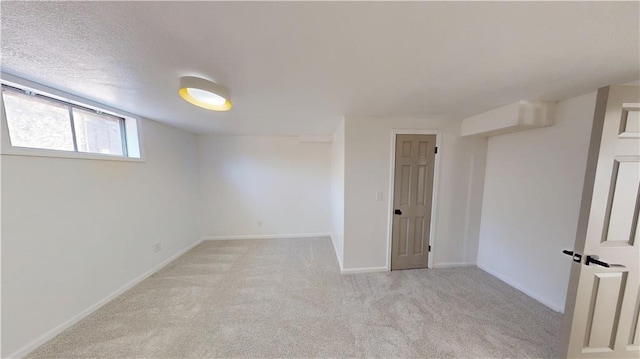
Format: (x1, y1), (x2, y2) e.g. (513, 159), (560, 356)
(387, 130), (441, 271)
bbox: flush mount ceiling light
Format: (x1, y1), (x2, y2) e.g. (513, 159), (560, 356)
(178, 76), (232, 111)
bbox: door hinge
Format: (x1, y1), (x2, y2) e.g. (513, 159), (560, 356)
(428, 245), (431, 252)
(434, 147), (438, 154)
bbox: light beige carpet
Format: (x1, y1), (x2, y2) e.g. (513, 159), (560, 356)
(28, 237), (561, 358)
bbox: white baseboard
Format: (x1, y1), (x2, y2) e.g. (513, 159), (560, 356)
(8, 238), (203, 359)
(201, 232), (331, 241)
(477, 263), (564, 313)
(432, 262), (477, 268)
(329, 233), (344, 271)
(341, 266), (388, 274)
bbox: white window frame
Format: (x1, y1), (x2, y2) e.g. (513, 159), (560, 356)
(1, 73), (145, 162)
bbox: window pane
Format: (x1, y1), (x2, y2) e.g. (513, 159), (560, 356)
(2, 90), (74, 151)
(72, 108), (124, 156)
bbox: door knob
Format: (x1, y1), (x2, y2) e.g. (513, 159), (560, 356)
(394, 209), (402, 215)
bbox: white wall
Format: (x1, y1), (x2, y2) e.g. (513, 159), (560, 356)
(342, 116), (487, 271)
(1, 119), (200, 357)
(330, 120), (345, 269)
(197, 135), (331, 238)
(476, 91), (597, 312)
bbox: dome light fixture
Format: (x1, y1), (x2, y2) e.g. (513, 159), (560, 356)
(178, 76), (232, 111)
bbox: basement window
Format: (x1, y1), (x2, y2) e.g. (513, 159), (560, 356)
(1, 83), (142, 160)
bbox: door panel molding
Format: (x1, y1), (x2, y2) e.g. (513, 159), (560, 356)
(562, 85), (640, 358)
(601, 157), (640, 245)
(386, 129), (441, 271)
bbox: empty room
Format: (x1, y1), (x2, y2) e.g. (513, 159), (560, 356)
(1, 1), (639, 358)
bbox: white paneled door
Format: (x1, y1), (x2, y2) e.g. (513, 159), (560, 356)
(562, 86), (640, 358)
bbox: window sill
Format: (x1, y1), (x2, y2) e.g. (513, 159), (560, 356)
(0, 146), (145, 163)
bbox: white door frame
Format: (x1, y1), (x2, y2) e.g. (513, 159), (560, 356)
(386, 129), (442, 271)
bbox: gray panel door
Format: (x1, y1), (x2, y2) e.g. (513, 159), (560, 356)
(391, 134), (436, 270)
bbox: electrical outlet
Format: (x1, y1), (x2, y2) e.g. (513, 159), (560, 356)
(154, 243), (161, 253)
(375, 192), (383, 201)
(258, 221), (262, 227)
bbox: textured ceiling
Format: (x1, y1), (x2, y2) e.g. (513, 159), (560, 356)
(2, 1), (639, 135)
